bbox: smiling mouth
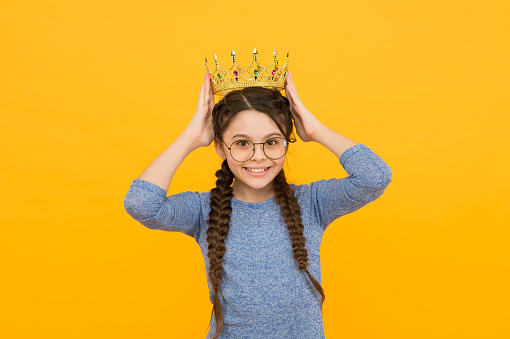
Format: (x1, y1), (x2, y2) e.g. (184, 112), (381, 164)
(244, 167), (271, 173)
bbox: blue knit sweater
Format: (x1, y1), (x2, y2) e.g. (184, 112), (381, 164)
(123, 143), (392, 338)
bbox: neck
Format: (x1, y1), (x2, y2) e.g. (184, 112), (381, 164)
(232, 180), (275, 203)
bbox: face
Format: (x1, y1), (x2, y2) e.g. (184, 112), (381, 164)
(214, 109), (287, 200)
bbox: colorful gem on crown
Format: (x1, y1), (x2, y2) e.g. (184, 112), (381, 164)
(205, 48), (289, 96)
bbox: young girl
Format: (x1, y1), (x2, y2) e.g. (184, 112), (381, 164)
(124, 71), (392, 339)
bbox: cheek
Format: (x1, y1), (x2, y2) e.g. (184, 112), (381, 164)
(226, 157), (240, 171)
(275, 157), (286, 168)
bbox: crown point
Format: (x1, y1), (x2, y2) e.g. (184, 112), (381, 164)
(205, 49), (290, 95)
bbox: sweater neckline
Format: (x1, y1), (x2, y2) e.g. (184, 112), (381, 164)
(231, 196), (276, 208)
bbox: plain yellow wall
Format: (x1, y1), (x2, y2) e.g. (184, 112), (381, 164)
(1, 1), (508, 338)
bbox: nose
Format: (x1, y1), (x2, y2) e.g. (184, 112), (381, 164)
(251, 143), (267, 161)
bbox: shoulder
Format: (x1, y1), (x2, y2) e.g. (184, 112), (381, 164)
(168, 190), (211, 205)
(290, 182), (309, 196)
(289, 182), (313, 207)
(290, 179), (337, 197)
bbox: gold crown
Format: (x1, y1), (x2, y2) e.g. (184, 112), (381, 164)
(205, 48), (289, 96)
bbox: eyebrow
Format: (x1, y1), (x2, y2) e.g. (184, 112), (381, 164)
(232, 132), (283, 139)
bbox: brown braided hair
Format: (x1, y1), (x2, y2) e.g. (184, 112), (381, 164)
(205, 87), (325, 339)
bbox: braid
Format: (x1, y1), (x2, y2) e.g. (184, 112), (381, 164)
(206, 159), (234, 339)
(274, 170), (326, 309)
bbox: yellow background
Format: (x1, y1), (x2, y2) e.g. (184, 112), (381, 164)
(1, 1), (508, 338)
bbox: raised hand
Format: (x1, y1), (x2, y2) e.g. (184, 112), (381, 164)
(284, 71), (324, 142)
(183, 73), (216, 148)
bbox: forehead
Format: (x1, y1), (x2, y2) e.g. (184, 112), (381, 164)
(223, 110), (282, 139)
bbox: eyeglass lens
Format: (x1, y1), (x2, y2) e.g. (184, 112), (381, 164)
(230, 137), (288, 162)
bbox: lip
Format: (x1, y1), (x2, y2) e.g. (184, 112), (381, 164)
(243, 166), (272, 177)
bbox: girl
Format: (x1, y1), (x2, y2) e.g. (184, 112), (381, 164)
(124, 72), (392, 339)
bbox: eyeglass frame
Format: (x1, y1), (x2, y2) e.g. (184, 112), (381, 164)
(219, 136), (289, 162)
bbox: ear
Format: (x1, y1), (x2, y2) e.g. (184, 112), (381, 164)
(214, 138), (227, 160)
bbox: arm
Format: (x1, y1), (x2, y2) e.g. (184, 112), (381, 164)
(310, 124), (359, 159)
(284, 71), (358, 157)
(285, 72), (392, 229)
(124, 180), (205, 238)
(309, 144), (392, 230)
(137, 132), (201, 192)
(123, 74), (215, 237)
(136, 73), (215, 192)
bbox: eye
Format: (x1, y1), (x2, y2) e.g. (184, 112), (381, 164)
(265, 138), (280, 146)
(234, 140), (251, 147)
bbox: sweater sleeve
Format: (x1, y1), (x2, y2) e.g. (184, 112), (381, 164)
(310, 143), (393, 230)
(123, 179), (204, 240)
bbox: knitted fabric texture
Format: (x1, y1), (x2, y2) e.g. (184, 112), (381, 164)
(123, 143), (392, 338)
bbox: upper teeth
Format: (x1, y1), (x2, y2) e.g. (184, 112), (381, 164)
(246, 168), (266, 173)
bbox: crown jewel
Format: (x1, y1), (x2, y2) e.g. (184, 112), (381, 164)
(205, 48), (289, 96)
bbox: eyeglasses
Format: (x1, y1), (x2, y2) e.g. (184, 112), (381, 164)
(220, 137), (289, 162)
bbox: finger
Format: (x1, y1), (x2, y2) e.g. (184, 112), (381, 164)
(285, 87), (300, 119)
(288, 72), (300, 98)
(285, 73), (299, 99)
(198, 82), (205, 100)
(207, 75), (215, 110)
(197, 83), (205, 111)
(204, 74), (215, 111)
(208, 93), (215, 111)
(205, 73), (211, 91)
(285, 77), (294, 97)
(204, 73), (211, 105)
(288, 88), (302, 107)
(286, 71), (294, 89)
(286, 82), (299, 106)
(285, 86), (295, 111)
